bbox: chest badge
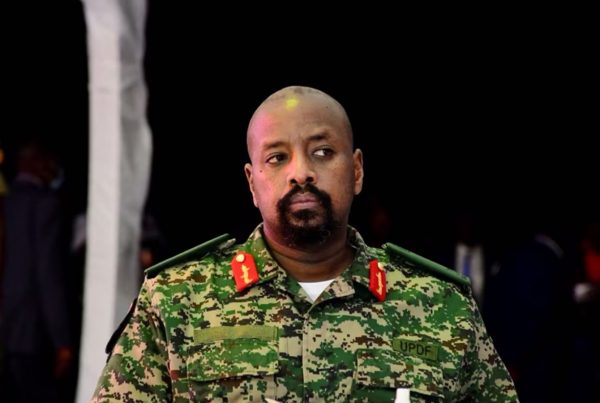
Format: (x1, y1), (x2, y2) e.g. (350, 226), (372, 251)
(231, 251), (259, 292)
(369, 259), (387, 301)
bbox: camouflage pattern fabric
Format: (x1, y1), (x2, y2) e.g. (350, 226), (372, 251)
(92, 224), (518, 402)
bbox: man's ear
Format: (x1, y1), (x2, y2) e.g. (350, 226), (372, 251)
(353, 149), (364, 195)
(244, 163), (258, 207)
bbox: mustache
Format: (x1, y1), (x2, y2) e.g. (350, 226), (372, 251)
(277, 183), (331, 211)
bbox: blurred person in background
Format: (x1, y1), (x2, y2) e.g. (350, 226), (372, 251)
(486, 212), (573, 402)
(571, 216), (600, 402)
(0, 147), (7, 287)
(0, 141), (73, 403)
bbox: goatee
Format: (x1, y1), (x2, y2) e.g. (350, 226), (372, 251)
(276, 183), (339, 247)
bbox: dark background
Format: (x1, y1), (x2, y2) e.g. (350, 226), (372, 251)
(3, 0), (596, 255)
(2, 2), (598, 402)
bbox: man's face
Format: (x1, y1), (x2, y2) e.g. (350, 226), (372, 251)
(245, 95), (363, 247)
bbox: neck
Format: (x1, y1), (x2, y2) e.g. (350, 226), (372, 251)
(263, 225), (354, 282)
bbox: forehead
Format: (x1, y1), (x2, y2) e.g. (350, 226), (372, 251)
(248, 95), (350, 148)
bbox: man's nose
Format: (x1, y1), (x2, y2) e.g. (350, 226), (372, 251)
(288, 155), (315, 186)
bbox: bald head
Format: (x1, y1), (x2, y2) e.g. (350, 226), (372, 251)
(247, 86), (353, 158)
(243, 86), (364, 249)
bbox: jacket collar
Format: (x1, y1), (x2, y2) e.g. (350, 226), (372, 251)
(232, 224), (383, 300)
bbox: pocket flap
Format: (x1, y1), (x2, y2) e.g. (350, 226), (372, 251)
(355, 348), (443, 398)
(187, 326), (279, 382)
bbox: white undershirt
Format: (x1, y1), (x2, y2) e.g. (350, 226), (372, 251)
(298, 279), (335, 302)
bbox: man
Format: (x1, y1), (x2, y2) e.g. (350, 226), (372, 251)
(1, 142), (73, 403)
(92, 86), (517, 401)
(487, 217), (573, 402)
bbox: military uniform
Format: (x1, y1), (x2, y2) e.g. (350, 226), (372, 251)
(92, 224), (517, 402)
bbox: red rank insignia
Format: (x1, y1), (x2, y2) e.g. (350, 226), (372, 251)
(231, 251), (259, 292)
(369, 259), (386, 301)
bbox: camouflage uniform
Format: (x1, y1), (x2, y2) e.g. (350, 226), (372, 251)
(92, 224), (517, 402)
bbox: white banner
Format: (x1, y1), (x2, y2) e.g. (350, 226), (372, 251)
(77, 0), (151, 401)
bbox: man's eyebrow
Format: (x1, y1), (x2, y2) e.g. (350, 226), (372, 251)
(307, 132), (331, 142)
(261, 140), (285, 152)
(261, 132), (332, 152)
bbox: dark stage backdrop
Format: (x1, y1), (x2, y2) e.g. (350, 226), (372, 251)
(4, 0), (596, 258)
(143, 2), (595, 254)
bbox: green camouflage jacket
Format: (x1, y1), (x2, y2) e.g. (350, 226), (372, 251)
(92, 224), (517, 402)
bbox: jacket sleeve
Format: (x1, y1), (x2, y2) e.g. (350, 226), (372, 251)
(460, 292), (519, 401)
(91, 279), (172, 402)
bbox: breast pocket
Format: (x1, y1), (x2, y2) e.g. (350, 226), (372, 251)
(186, 326), (279, 401)
(352, 349), (444, 402)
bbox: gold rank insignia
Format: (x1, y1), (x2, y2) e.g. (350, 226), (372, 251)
(231, 251), (259, 292)
(369, 259), (386, 301)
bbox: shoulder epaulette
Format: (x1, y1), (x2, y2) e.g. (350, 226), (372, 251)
(383, 242), (471, 288)
(145, 233), (232, 279)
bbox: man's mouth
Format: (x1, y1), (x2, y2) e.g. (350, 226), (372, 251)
(288, 193), (321, 211)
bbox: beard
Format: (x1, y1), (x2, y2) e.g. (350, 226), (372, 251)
(276, 183), (339, 247)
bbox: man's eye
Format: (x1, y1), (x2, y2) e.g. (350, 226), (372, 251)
(266, 154), (287, 164)
(313, 148), (333, 158)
